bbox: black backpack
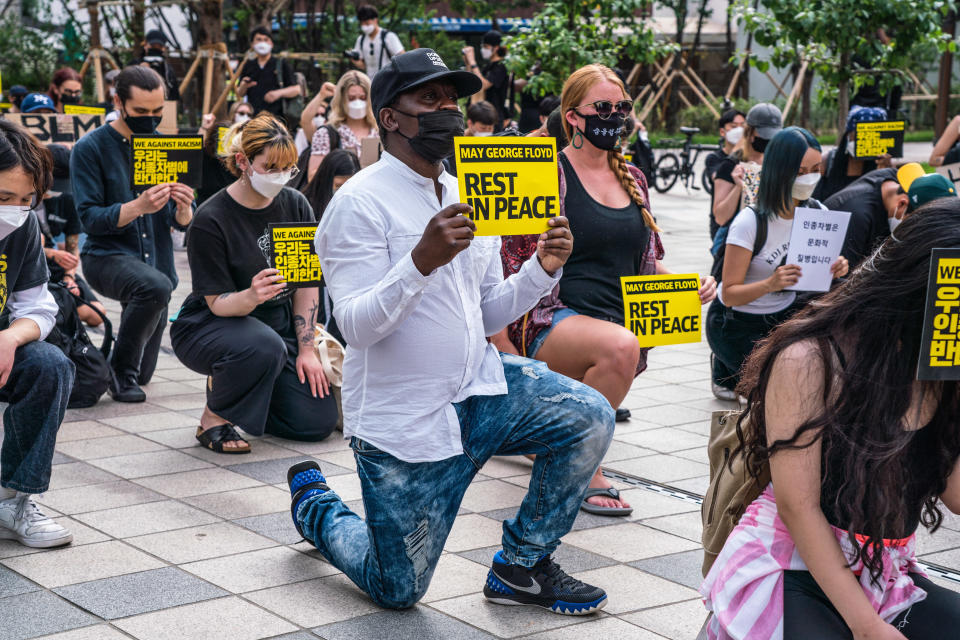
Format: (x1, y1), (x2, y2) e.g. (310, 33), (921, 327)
(46, 283), (114, 409)
(710, 208), (768, 284)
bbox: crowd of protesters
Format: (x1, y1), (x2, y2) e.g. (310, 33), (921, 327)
(2, 9), (960, 637)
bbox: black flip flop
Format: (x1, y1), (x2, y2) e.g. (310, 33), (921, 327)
(195, 424), (251, 454)
(580, 487), (633, 517)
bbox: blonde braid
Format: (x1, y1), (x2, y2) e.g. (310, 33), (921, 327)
(608, 149), (659, 232)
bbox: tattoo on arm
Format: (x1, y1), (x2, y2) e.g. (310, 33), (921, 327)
(294, 299), (320, 347)
(65, 235), (79, 254)
(218, 292), (232, 300)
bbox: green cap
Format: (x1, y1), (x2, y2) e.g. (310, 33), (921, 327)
(907, 173), (957, 212)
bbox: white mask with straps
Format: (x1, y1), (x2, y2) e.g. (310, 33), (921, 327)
(347, 99), (367, 120)
(889, 216), (903, 232)
(247, 167), (292, 199)
(0, 206), (31, 241)
(725, 126), (744, 145)
(791, 172), (821, 201)
(361, 24), (375, 35)
(252, 41), (273, 56)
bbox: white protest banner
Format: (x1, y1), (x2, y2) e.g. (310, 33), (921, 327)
(784, 207), (851, 292)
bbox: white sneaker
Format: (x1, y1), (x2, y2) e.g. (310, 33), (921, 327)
(711, 379), (738, 402)
(0, 493), (73, 548)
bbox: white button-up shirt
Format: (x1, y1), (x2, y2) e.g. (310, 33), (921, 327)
(315, 152), (560, 463)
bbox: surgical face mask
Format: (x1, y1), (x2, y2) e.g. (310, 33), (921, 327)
(481, 47), (493, 60)
(0, 205), (31, 241)
(347, 99), (367, 120)
(361, 23), (376, 35)
(725, 126), (744, 145)
(473, 131), (493, 137)
(253, 41), (273, 56)
(393, 108), (465, 163)
(574, 110), (625, 151)
(846, 138), (857, 157)
(889, 216), (902, 232)
(246, 164), (294, 199)
(312, 114), (326, 127)
(122, 107), (161, 134)
(791, 172), (821, 201)
(108, 87), (116, 98)
(235, 113), (251, 124)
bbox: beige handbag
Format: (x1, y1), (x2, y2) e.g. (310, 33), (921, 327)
(313, 323), (344, 387)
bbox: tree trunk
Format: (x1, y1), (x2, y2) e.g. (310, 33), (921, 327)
(801, 68), (812, 129)
(936, 9), (956, 138)
(838, 51), (850, 135)
(131, 0), (145, 59)
(197, 0), (226, 118)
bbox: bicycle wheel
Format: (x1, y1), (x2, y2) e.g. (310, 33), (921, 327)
(653, 153), (680, 193)
(701, 168), (714, 195)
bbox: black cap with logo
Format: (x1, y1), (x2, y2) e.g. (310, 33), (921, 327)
(371, 48), (482, 123)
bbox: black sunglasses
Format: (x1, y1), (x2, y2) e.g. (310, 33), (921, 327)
(572, 100), (633, 120)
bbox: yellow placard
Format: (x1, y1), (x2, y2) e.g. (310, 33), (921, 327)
(621, 273), (702, 347)
(63, 104), (106, 116)
(269, 223), (322, 287)
(0, 103), (11, 111)
(216, 126), (229, 155)
(855, 120), (905, 158)
(454, 137), (559, 236)
(131, 135), (202, 189)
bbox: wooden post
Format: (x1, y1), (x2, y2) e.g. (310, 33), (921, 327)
(683, 64), (716, 102)
(93, 52), (105, 103)
(639, 69), (677, 121)
(202, 51), (214, 114)
(936, 10), (956, 138)
(764, 70), (789, 100)
(725, 56), (746, 101)
(678, 68), (719, 118)
(178, 53), (203, 97)
(782, 60), (808, 123)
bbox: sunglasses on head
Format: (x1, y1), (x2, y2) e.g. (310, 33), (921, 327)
(572, 100), (633, 120)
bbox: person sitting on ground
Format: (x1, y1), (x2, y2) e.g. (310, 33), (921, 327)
(0, 119), (76, 549)
(307, 70), (377, 182)
(493, 64), (716, 517)
(812, 106), (890, 202)
(706, 127), (849, 398)
(47, 68), (83, 113)
(702, 199), (960, 638)
(705, 109), (746, 239)
(290, 48), (614, 615)
(171, 113), (338, 454)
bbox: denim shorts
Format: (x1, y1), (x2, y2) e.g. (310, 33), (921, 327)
(527, 307), (579, 358)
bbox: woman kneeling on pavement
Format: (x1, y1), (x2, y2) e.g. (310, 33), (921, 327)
(702, 199), (960, 638)
(171, 113), (338, 454)
(495, 64), (716, 516)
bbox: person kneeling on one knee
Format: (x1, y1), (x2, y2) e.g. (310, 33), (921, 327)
(171, 112), (339, 454)
(0, 120), (77, 548)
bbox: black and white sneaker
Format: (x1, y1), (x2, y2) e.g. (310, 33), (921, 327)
(483, 551), (607, 615)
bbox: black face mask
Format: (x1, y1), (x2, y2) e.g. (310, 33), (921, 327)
(751, 136), (769, 153)
(574, 110), (625, 151)
(122, 108), (161, 135)
(60, 95), (81, 105)
(393, 108), (464, 163)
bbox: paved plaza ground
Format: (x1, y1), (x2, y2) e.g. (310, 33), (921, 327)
(2, 144), (960, 639)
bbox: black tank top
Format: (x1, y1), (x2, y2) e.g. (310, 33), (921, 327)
(557, 152), (651, 323)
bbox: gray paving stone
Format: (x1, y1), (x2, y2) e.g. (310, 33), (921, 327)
(0, 565), (38, 598)
(54, 566), (228, 619)
(51, 452), (76, 465)
(266, 633), (321, 640)
(234, 511), (304, 545)
(314, 607), (496, 640)
(629, 549), (706, 591)
(225, 456), (353, 485)
(457, 542), (617, 574)
(0, 590), (97, 639)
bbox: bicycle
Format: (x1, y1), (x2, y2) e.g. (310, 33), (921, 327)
(651, 127), (721, 195)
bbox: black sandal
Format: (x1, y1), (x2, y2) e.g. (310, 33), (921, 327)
(195, 424), (251, 454)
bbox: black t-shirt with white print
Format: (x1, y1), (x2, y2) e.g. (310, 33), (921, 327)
(0, 213), (50, 316)
(182, 187), (315, 335)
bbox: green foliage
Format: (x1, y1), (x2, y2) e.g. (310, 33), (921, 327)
(0, 18), (60, 90)
(504, 0), (677, 98)
(735, 0), (952, 105)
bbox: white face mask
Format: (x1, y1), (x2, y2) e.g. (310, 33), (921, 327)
(361, 23), (376, 35)
(108, 87), (116, 98)
(473, 131), (493, 137)
(846, 138), (857, 157)
(347, 99), (367, 120)
(725, 126), (744, 145)
(235, 113), (251, 124)
(791, 172), (821, 201)
(481, 47), (493, 60)
(313, 114), (326, 127)
(888, 216), (903, 232)
(252, 41), (273, 56)
(247, 166), (292, 199)
(0, 205), (31, 241)
(639, 130), (649, 142)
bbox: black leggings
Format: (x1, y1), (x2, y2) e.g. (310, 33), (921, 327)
(784, 570), (960, 638)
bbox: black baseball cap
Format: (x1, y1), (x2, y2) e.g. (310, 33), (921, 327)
(482, 30), (502, 47)
(145, 29), (167, 46)
(371, 48), (482, 122)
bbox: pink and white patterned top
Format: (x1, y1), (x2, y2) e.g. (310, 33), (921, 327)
(310, 123), (374, 158)
(700, 484), (927, 640)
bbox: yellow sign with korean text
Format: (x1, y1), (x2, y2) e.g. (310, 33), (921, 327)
(130, 135), (202, 191)
(217, 126), (229, 155)
(855, 120), (905, 158)
(918, 249), (960, 379)
(454, 137), (559, 236)
(269, 223), (322, 288)
(63, 104), (106, 116)
(621, 273), (702, 348)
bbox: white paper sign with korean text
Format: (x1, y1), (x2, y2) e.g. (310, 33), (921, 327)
(784, 207), (851, 292)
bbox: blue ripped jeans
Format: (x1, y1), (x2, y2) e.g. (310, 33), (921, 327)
(296, 353), (615, 609)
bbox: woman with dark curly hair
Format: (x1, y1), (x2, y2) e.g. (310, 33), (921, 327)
(701, 200), (960, 638)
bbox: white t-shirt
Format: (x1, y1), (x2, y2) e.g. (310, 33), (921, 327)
(354, 29), (404, 78)
(718, 206), (811, 315)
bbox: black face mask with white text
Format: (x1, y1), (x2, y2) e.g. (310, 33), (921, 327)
(574, 110), (625, 151)
(393, 108), (465, 163)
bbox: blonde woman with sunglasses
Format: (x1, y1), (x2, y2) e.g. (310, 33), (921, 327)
(498, 64), (717, 516)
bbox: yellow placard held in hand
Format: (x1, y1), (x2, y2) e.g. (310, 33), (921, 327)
(269, 223), (322, 288)
(621, 274), (702, 348)
(63, 104), (106, 116)
(454, 137), (559, 236)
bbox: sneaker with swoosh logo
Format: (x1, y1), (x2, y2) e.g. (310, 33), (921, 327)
(483, 550), (607, 615)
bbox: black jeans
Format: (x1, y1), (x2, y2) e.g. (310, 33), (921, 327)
(82, 253), (172, 384)
(784, 570), (960, 638)
(170, 309), (337, 441)
(705, 299), (796, 390)
(0, 342), (74, 493)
